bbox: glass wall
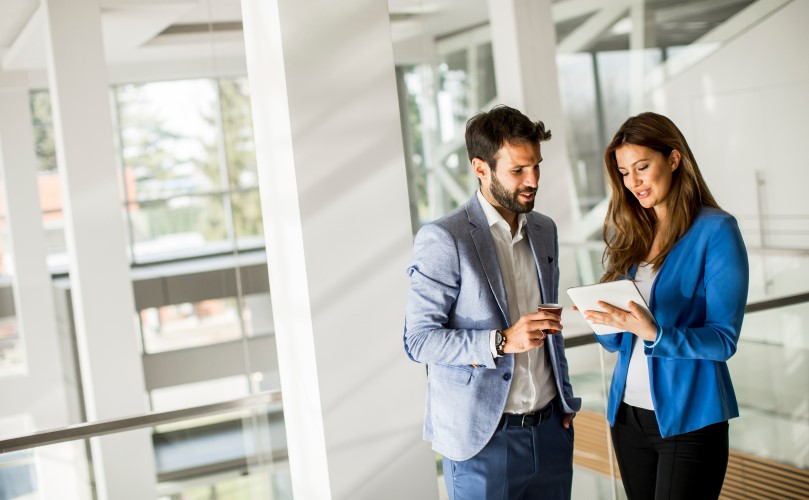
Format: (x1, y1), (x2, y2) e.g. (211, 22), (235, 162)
(398, 25), (497, 227)
(0, 399), (290, 500)
(31, 76), (262, 271)
(0, 0), (283, 496)
(0, 181), (24, 377)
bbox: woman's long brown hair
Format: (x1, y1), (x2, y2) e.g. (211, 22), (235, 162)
(601, 112), (720, 282)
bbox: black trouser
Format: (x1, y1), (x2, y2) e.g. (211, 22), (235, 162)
(611, 402), (729, 500)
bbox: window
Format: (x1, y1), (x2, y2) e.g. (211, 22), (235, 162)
(29, 77), (264, 268)
(139, 298), (242, 354)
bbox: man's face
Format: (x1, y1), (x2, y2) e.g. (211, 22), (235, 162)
(476, 141), (541, 216)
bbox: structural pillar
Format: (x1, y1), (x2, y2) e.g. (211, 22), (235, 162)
(240, 0), (438, 498)
(0, 87), (88, 499)
(488, 0), (578, 241)
(629, 0), (648, 114)
(40, 0), (157, 498)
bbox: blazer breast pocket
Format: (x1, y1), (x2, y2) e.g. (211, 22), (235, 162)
(430, 365), (474, 386)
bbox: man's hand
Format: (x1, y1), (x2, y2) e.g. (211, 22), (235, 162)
(502, 310), (562, 353)
(562, 412), (575, 429)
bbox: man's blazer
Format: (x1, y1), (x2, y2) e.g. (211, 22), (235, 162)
(404, 194), (581, 461)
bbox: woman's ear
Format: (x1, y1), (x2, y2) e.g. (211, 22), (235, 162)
(669, 150), (682, 171)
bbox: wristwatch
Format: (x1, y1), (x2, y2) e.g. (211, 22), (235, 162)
(495, 329), (506, 356)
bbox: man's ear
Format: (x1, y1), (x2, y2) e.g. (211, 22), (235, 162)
(669, 150), (682, 172)
(472, 157), (490, 181)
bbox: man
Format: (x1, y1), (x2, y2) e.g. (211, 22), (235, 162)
(404, 105), (580, 500)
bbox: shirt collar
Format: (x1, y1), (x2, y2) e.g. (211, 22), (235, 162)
(476, 189), (527, 234)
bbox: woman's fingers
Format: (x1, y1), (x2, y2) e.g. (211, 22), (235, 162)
(584, 310), (608, 325)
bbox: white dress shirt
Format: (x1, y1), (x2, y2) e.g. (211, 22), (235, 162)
(622, 262), (656, 410)
(476, 190), (557, 413)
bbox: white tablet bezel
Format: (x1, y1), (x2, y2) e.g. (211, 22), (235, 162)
(566, 280), (654, 335)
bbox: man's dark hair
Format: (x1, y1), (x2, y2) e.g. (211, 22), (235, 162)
(465, 105), (551, 170)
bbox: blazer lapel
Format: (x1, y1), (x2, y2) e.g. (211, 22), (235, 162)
(525, 215), (571, 406)
(466, 196), (510, 326)
(526, 217), (554, 304)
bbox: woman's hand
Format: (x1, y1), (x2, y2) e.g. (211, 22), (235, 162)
(583, 301), (657, 341)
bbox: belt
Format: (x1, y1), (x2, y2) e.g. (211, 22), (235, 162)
(500, 402), (554, 428)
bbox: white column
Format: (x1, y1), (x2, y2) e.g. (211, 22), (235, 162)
(240, 1), (438, 499)
(489, 0), (578, 241)
(40, 0), (157, 498)
(629, 0), (647, 114)
(0, 88), (88, 500)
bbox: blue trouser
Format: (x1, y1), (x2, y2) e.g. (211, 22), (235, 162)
(442, 400), (574, 500)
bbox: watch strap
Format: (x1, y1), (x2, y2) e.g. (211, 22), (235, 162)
(495, 329), (506, 356)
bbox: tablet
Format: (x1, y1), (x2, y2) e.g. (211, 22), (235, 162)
(566, 280), (653, 335)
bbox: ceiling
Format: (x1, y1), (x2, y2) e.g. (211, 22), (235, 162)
(0, 0), (759, 80)
(0, 0), (489, 75)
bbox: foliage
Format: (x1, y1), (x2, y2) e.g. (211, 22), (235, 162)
(29, 91), (57, 173)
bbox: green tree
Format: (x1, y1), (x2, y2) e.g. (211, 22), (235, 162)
(30, 91), (57, 173)
(116, 82), (226, 245)
(196, 78), (262, 242)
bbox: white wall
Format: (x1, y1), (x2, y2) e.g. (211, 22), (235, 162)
(648, 0), (809, 300)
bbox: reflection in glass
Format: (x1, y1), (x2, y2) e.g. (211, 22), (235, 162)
(29, 91), (57, 174)
(475, 42), (497, 107)
(128, 195), (229, 262)
(242, 292), (273, 338)
(219, 78), (258, 190)
(0, 405), (289, 500)
(0, 439), (92, 499)
(0, 214), (6, 275)
(730, 302), (809, 469)
(116, 80), (222, 201)
(153, 405), (289, 500)
(0, 450), (36, 499)
(139, 298), (242, 354)
(231, 190), (264, 245)
(400, 26), (498, 228)
(0, 191), (24, 375)
(29, 79), (265, 267)
(0, 315), (23, 376)
(550, 0), (765, 288)
(557, 52), (603, 213)
(437, 49), (470, 145)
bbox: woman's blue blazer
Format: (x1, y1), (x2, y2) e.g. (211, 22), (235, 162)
(596, 207), (749, 437)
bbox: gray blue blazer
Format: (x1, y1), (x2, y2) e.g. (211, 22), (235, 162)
(404, 194), (581, 461)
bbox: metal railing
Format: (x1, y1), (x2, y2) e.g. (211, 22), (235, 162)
(0, 390), (281, 454)
(1, 286), (807, 456)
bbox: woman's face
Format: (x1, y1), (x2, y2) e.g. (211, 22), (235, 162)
(615, 143), (679, 217)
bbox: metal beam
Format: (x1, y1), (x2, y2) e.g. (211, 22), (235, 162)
(557, 2), (630, 54)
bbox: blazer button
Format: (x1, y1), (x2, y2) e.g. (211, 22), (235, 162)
(503, 373), (511, 381)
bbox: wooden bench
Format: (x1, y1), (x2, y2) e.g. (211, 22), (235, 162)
(571, 409), (809, 499)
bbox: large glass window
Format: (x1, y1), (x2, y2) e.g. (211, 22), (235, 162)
(29, 77), (263, 268)
(399, 25), (497, 227)
(0, 184), (24, 377)
(139, 298), (243, 354)
(114, 78), (262, 263)
(28, 91), (68, 269)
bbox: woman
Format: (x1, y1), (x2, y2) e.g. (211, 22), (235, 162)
(583, 112), (748, 499)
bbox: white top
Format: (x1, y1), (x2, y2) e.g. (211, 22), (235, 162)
(622, 262), (656, 411)
(476, 190), (556, 413)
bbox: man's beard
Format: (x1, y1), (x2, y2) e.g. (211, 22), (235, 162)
(490, 172), (537, 213)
